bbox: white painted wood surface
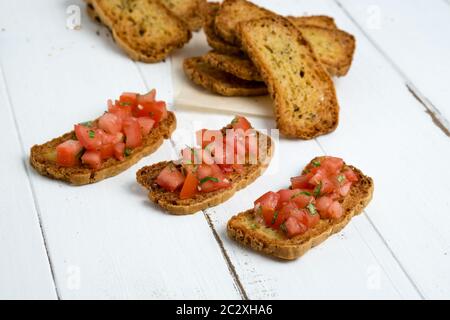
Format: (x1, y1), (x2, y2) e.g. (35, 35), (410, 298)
(1, 0), (449, 299)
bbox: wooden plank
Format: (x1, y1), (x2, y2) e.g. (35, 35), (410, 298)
(0, 67), (57, 299)
(174, 109), (420, 299)
(0, 0), (240, 299)
(337, 0), (450, 129)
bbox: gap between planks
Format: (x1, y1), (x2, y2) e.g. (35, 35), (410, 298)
(334, 0), (450, 138)
(0, 64), (61, 299)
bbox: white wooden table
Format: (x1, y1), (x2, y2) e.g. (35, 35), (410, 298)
(1, 0), (449, 300)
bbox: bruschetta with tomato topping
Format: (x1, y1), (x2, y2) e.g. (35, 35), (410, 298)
(227, 156), (374, 260)
(136, 116), (273, 215)
(30, 90), (176, 185)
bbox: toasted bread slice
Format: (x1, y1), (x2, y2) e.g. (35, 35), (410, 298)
(239, 17), (339, 139)
(202, 51), (263, 81)
(136, 131), (273, 215)
(288, 15), (337, 30)
(215, 0), (274, 45)
(183, 56), (268, 96)
(89, 0), (191, 63)
(30, 112), (176, 185)
(227, 157), (374, 260)
(203, 2), (242, 55)
(291, 25), (356, 76)
(159, 0), (205, 31)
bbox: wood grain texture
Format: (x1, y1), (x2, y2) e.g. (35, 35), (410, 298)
(0, 67), (57, 300)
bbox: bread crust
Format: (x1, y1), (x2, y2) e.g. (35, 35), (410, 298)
(30, 112), (176, 185)
(287, 15), (337, 30)
(203, 51), (263, 81)
(239, 17), (339, 139)
(89, 0), (191, 63)
(159, 0), (206, 31)
(183, 56), (268, 96)
(136, 131), (274, 215)
(227, 158), (374, 260)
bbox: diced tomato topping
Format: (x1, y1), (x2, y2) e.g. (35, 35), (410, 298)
(196, 129), (223, 150)
(327, 201), (344, 219)
(81, 150), (102, 170)
(277, 189), (299, 204)
(98, 112), (122, 134)
(74, 124), (102, 151)
(156, 164), (185, 192)
(254, 191), (280, 211)
(137, 117), (155, 135)
(56, 140), (83, 167)
(122, 117), (142, 148)
(339, 181), (352, 197)
(291, 192), (314, 209)
(119, 92), (138, 107)
(197, 164), (231, 193)
(298, 208), (320, 228)
(284, 217), (307, 238)
(343, 168), (358, 182)
(231, 116), (252, 131)
(179, 172), (199, 200)
(99, 143), (114, 160)
(291, 172), (314, 189)
(181, 147), (215, 165)
(137, 89), (156, 106)
(113, 142), (125, 161)
(108, 104), (133, 121)
(316, 196), (333, 217)
(134, 100), (167, 123)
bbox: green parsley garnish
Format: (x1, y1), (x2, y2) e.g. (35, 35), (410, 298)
(306, 203), (318, 216)
(231, 117), (238, 124)
(124, 148), (132, 157)
(271, 211), (279, 225)
(88, 130), (95, 139)
(337, 174), (345, 184)
(313, 181), (322, 197)
(312, 160), (321, 167)
(251, 223), (258, 230)
(280, 222), (287, 233)
(291, 191), (312, 199)
(199, 176), (219, 184)
(119, 101), (131, 106)
(302, 168), (311, 174)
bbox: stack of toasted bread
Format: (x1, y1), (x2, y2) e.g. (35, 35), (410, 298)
(86, 0), (206, 62)
(183, 0), (356, 139)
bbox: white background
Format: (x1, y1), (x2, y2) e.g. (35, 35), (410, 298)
(0, 0), (449, 299)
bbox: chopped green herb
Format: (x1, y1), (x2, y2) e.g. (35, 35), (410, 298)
(199, 176), (219, 184)
(291, 191), (312, 199)
(337, 174), (345, 184)
(81, 121), (93, 127)
(88, 130), (95, 139)
(312, 160), (321, 167)
(231, 116), (238, 124)
(313, 181), (322, 197)
(124, 148), (132, 157)
(119, 101), (131, 106)
(256, 205), (262, 217)
(280, 222), (287, 233)
(307, 203), (318, 216)
(302, 168), (311, 174)
(271, 211), (279, 225)
(250, 223), (258, 230)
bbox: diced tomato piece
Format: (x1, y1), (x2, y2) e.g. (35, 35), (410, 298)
(284, 216), (307, 238)
(99, 143), (114, 160)
(316, 196), (333, 218)
(81, 150), (102, 170)
(114, 142), (125, 161)
(343, 168), (358, 182)
(74, 124), (102, 151)
(320, 177), (335, 194)
(134, 100), (167, 123)
(327, 201), (344, 219)
(137, 117), (155, 135)
(123, 117), (142, 148)
(298, 208), (320, 228)
(276, 202), (299, 229)
(108, 104), (133, 121)
(339, 181), (352, 197)
(231, 116), (252, 131)
(291, 172), (314, 189)
(56, 140), (83, 167)
(291, 192), (314, 209)
(321, 157), (344, 175)
(179, 172), (199, 200)
(277, 189), (300, 204)
(137, 89), (156, 106)
(101, 132), (124, 145)
(254, 191), (280, 211)
(181, 147), (215, 165)
(98, 112), (122, 134)
(197, 164), (231, 193)
(156, 164), (185, 192)
(119, 92), (138, 106)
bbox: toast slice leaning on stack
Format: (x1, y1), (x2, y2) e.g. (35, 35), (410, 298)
(137, 117), (274, 215)
(227, 157), (374, 260)
(202, 51), (263, 81)
(159, 0), (206, 31)
(183, 56), (268, 96)
(239, 17), (339, 139)
(89, 0), (191, 62)
(31, 113), (176, 185)
(288, 15), (337, 29)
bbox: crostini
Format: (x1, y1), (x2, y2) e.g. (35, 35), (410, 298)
(30, 90), (176, 185)
(227, 156), (374, 260)
(136, 116), (273, 215)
